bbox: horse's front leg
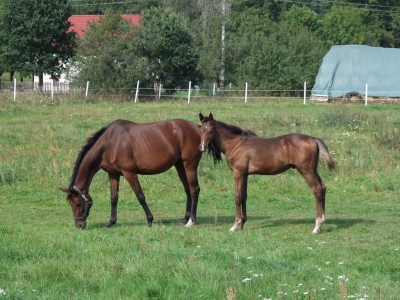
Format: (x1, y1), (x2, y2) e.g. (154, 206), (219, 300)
(123, 171), (154, 227)
(175, 162), (192, 225)
(184, 167), (200, 228)
(229, 171), (248, 232)
(104, 173), (120, 228)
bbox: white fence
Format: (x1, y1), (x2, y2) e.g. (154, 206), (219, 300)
(1, 80), (394, 106)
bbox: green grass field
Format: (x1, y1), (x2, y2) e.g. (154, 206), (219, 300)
(0, 96), (399, 299)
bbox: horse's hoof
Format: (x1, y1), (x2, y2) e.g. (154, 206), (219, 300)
(185, 219), (195, 228)
(104, 222), (114, 228)
(147, 222), (152, 228)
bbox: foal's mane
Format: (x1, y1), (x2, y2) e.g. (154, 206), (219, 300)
(204, 117), (257, 136)
(69, 120), (117, 188)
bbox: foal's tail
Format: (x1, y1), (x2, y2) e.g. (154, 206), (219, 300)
(314, 138), (335, 171)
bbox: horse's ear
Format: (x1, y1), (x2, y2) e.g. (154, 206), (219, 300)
(209, 113), (214, 121)
(199, 113), (204, 121)
(59, 187), (69, 194)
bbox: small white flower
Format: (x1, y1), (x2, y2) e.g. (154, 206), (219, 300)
(338, 275), (346, 280)
(320, 288), (326, 291)
(304, 291), (308, 295)
(0, 289), (5, 296)
(338, 262), (344, 265)
(247, 256), (253, 259)
(242, 278), (252, 283)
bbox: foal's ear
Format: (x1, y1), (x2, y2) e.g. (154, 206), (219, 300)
(199, 113), (204, 121)
(209, 113), (214, 121)
(59, 187), (69, 194)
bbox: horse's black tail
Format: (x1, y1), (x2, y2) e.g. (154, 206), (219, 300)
(314, 138), (335, 171)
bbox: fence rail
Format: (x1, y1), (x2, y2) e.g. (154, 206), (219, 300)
(0, 81), (70, 94)
(1, 80), (399, 105)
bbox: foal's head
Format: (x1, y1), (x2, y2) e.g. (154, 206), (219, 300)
(199, 113), (216, 152)
(60, 187), (93, 229)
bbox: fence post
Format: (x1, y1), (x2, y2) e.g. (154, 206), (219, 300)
(304, 82), (306, 105)
(213, 83), (216, 96)
(158, 83), (162, 100)
(85, 81), (89, 98)
(245, 82), (248, 103)
(135, 80), (139, 103)
(13, 78), (16, 102)
(51, 80), (54, 101)
(188, 81), (191, 104)
(365, 84), (368, 106)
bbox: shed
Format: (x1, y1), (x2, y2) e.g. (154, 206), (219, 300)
(311, 45), (400, 100)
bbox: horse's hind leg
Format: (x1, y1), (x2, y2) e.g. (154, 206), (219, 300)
(297, 169), (326, 234)
(175, 161), (200, 227)
(123, 171), (154, 227)
(105, 173), (120, 228)
(230, 171), (248, 232)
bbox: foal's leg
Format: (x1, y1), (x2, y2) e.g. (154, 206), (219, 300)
(104, 173), (120, 228)
(297, 168), (326, 234)
(122, 171), (154, 227)
(230, 171), (248, 232)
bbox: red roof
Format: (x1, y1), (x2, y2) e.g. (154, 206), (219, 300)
(68, 14), (141, 38)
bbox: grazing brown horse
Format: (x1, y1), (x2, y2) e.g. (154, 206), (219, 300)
(199, 113), (335, 234)
(60, 119), (221, 229)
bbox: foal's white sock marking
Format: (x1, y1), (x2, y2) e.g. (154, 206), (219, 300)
(229, 220), (241, 232)
(312, 214), (325, 234)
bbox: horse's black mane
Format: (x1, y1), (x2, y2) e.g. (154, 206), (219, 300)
(203, 117), (257, 136)
(69, 120), (118, 188)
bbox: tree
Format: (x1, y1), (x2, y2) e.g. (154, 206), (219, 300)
(0, 0), (76, 91)
(319, 5), (366, 47)
(69, 0), (160, 15)
(280, 5), (321, 33)
(67, 9), (145, 94)
(226, 20), (325, 92)
(138, 7), (200, 92)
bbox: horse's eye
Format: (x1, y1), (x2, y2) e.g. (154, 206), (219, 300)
(75, 201), (81, 207)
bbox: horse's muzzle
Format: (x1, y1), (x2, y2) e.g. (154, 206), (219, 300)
(75, 220), (87, 229)
(199, 141), (208, 152)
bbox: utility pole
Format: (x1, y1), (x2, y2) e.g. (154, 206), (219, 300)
(220, 0), (226, 90)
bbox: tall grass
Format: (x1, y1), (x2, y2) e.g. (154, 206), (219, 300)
(0, 97), (399, 299)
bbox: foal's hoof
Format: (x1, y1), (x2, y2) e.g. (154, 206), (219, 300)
(147, 221), (153, 228)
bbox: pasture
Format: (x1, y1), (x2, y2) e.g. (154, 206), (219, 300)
(0, 97), (399, 299)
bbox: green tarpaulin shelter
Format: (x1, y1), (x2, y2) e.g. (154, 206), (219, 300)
(311, 45), (400, 99)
